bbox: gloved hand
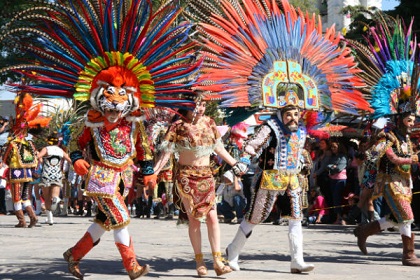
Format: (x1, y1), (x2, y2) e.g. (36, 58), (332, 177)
(232, 159), (249, 176)
(73, 159), (90, 176)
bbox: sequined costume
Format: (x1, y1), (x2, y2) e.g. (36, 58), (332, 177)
(70, 118), (154, 230)
(161, 116), (223, 221)
(3, 137), (38, 204)
(242, 116), (307, 224)
(2, 93), (50, 228)
(373, 131), (415, 223)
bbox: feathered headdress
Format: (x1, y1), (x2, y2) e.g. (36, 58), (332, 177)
(11, 92), (51, 138)
(185, 0), (372, 115)
(0, 0), (202, 122)
(347, 14), (420, 119)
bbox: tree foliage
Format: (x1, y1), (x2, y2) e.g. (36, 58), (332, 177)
(0, 0), (34, 83)
(343, 0), (420, 41)
(289, 0), (319, 14)
(390, 0), (420, 37)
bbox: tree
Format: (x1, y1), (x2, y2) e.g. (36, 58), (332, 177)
(289, 0), (319, 14)
(390, 0), (420, 37)
(341, 5), (381, 41)
(0, 0), (36, 83)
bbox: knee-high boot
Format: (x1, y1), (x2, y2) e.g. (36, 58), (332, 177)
(61, 198), (69, 216)
(25, 206), (38, 228)
(14, 209), (27, 228)
(353, 220), (381, 255)
(288, 231), (314, 273)
(63, 232), (100, 279)
(226, 227), (251, 271)
(115, 238), (149, 280)
(402, 233), (420, 266)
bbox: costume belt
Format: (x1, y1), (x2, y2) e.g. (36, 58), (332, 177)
(92, 160), (130, 172)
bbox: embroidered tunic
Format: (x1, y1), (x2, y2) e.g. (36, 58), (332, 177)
(70, 119), (153, 198)
(4, 138), (38, 183)
(242, 117), (307, 223)
(374, 130), (415, 223)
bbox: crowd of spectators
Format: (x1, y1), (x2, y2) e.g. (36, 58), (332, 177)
(1, 113), (420, 231)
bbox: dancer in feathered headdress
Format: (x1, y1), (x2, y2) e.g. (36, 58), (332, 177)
(348, 14), (420, 266)
(185, 0), (371, 114)
(2, 92), (51, 229)
(0, 1), (202, 279)
(183, 0), (372, 273)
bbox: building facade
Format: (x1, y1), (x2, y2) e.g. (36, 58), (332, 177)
(318, 0), (382, 32)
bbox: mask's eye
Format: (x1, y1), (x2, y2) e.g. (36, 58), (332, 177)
(106, 86), (116, 94)
(119, 88), (127, 96)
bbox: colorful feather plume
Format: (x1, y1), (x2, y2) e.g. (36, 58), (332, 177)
(185, 0), (372, 115)
(11, 92), (51, 137)
(347, 13), (420, 119)
(302, 110), (329, 139)
(0, 0), (201, 109)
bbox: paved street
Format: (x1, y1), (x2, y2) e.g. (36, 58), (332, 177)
(0, 215), (419, 280)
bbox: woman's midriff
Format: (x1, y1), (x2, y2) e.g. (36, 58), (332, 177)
(178, 151), (210, 166)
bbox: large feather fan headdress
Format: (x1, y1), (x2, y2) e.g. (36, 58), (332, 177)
(184, 0), (372, 115)
(347, 14), (420, 119)
(0, 0), (202, 120)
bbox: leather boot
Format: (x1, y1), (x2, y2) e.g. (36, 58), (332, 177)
(212, 252), (232, 276)
(25, 206), (38, 228)
(289, 232), (315, 273)
(116, 239), (149, 279)
(14, 209), (27, 228)
(353, 220), (381, 255)
(63, 232), (99, 279)
(402, 233), (420, 266)
(226, 227), (250, 271)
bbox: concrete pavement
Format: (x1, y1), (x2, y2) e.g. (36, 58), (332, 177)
(0, 215), (419, 280)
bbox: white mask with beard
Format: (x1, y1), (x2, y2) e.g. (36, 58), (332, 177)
(276, 107), (300, 132)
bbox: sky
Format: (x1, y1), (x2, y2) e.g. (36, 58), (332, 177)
(382, 0), (399, 10)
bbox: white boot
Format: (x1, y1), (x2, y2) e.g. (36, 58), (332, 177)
(35, 200), (42, 215)
(45, 210), (54, 225)
(51, 196), (61, 213)
(288, 220), (314, 273)
(226, 224), (251, 271)
(60, 198), (69, 216)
